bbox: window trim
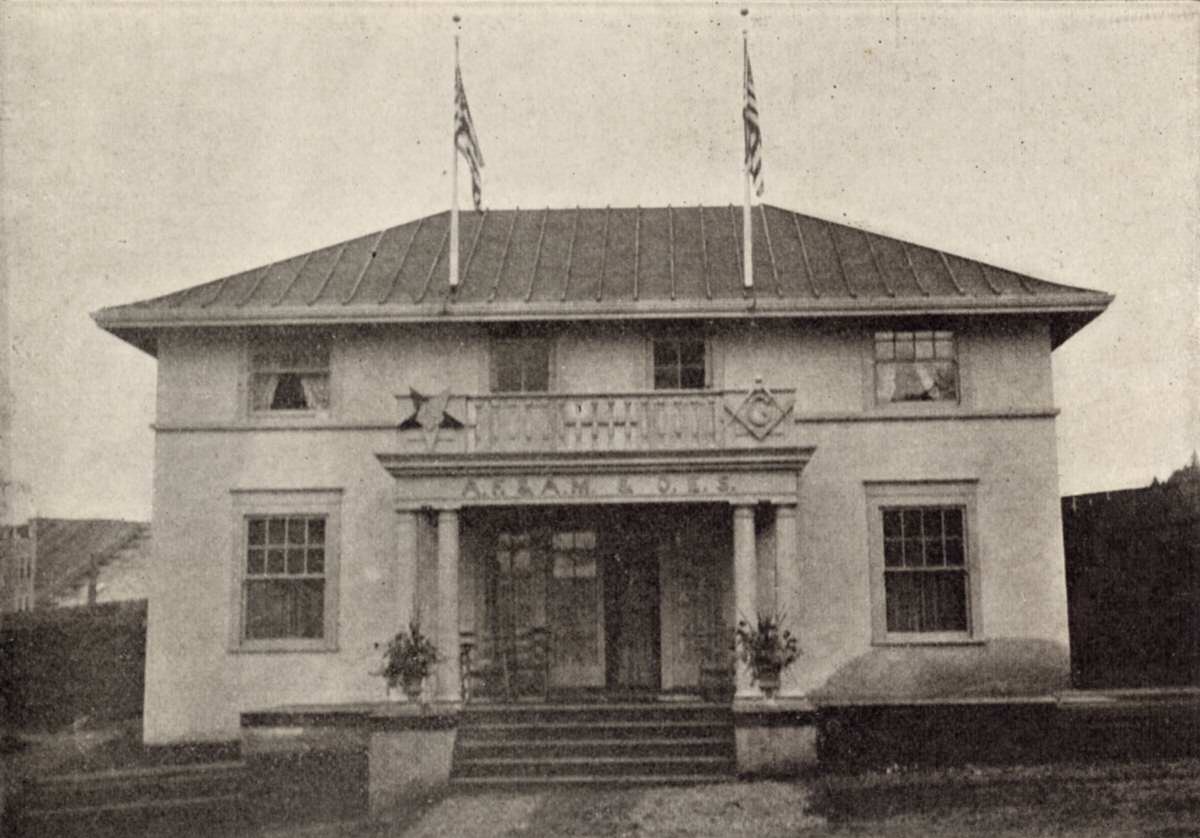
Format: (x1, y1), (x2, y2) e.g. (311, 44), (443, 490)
(243, 332), (335, 421)
(865, 480), (983, 645)
(229, 488), (342, 653)
(489, 335), (557, 393)
(862, 327), (971, 413)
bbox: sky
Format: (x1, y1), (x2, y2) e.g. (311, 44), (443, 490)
(1, 2), (1197, 521)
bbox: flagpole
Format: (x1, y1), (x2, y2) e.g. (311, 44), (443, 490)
(742, 14), (753, 291)
(450, 18), (461, 290)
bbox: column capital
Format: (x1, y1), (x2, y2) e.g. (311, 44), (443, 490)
(733, 504), (756, 520)
(775, 503), (798, 519)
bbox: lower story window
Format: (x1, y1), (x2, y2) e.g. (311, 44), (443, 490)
(882, 507), (967, 633)
(232, 489), (341, 651)
(867, 482), (979, 643)
(244, 515), (326, 639)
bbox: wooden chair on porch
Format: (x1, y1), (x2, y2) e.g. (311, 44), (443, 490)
(696, 628), (736, 701)
(461, 627), (550, 702)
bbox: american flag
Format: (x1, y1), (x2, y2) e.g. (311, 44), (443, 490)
(743, 43), (764, 197)
(455, 63), (484, 211)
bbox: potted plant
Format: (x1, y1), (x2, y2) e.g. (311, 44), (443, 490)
(733, 612), (799, 697)
(376, 621), (440, 703)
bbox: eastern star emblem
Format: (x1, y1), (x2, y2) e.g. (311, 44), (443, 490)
(727, 380), (793, 441)
(400, 388), (463, 449)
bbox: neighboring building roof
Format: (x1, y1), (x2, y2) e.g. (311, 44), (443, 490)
(31, 519), (149, 606)
(93, 204), (1113, 354)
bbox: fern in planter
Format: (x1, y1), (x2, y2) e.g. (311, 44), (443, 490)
(734, 612), (799, 695)
(376, 621), (440, 700)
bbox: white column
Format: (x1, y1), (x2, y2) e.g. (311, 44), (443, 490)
(395, 510), (419, 632)
(775, 503), (801, 697)
(436, 508), (462, 703)
(733, 504), (759, 699)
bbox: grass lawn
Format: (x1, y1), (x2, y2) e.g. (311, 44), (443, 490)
(242, 760), (1200, 838)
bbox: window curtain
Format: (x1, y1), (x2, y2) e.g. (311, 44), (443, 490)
(250, 374), (280, 411)
(300, 374), (330, 410)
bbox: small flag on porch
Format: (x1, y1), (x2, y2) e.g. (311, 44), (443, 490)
(743, 43), (764, 197)
(455, 63), (484, 211)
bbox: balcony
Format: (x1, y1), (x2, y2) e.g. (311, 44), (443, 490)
(396, 388), (796, 455)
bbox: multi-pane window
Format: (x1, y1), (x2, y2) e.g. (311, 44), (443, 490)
(881, 506), (968, 633)
(653, 337), (707, 390)
(492, 338), (552, 393)
(551, 530), (598, 579)
(874, 330), (957, 403)
(243, 515), (327, 640)
(250, 343), (331, 412)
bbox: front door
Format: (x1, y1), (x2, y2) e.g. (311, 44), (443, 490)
(605, 528), (661, 690)
(546, 528), (606, 688)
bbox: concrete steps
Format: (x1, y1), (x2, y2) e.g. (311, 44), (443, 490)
(451, 702), (735, 788)
(11, 760), (249, 836)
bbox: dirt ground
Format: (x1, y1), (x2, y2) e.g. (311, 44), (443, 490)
(244, 761), (1200, 838)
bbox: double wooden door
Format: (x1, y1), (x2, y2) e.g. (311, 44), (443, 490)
(483, 506), (725, 694)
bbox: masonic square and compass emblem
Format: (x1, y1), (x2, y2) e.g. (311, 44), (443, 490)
(726, 378), (793, 441)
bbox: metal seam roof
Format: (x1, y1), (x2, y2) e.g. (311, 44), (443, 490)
(92, 204), (1112, 346)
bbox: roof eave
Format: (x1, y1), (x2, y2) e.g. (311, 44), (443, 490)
(93, 293), (1113, 332)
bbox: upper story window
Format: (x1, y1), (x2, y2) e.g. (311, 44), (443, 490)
(874, 330), (957, 404)
(653, 337), (708, 390)
(250, 342), (330, 413)
(492, 338), (552, 393)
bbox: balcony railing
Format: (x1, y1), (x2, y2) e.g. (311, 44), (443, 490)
(399, 389), (795, 454)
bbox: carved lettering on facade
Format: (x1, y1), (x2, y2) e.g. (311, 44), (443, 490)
(457, 474), (740, 501)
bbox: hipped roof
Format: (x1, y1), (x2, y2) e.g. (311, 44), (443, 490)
(93, 204), (1112, 354)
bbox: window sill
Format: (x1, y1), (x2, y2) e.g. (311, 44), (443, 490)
(866, 401), (965, 417)
(872, 636), (985, 648)
(232, 640), (339, 654)
(246, 410), (332, 422)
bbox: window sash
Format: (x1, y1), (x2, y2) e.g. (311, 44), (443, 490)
(873, 331), (958, 404)
(242, 514), (327, 641)
(879, 504), (971, 636)
(884, 569), (968, 634)
(493, 338), (552, 393)
(243, 578), (326, 640)
(653, 337), (708, 390)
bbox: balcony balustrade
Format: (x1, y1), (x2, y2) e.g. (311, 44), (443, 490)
(397, 389), (795, 454)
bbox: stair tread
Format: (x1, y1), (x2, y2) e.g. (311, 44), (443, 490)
(462, 720), (726, 730)
(36, 761), (246, 786)
(23, 792), (243, 818)
(458, 754), (732, 766)
(460, 737), (731, 748)
(450, 774), (732, 787)
(464, 702), (728, 711)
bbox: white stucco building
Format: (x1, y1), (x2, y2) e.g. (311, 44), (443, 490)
(94, 205), (1110, 771)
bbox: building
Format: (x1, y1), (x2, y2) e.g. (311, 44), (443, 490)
(93, 204), (1111, 763)
(1, 521), (35, 613)
(0, 518), (150, 613)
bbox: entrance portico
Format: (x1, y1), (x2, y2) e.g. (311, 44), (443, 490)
(377, 447), (813, 705)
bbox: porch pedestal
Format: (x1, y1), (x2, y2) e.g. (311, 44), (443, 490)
(733, 504), (760, 700)
(436, 508), (462, 703)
